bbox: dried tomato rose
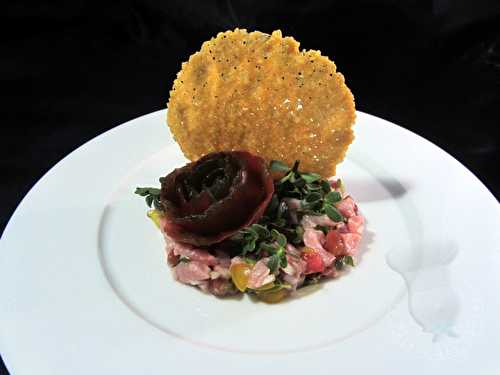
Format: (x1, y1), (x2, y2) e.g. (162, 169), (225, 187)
(160, 151), (274, 246)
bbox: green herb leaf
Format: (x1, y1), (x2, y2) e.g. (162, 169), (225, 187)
(135, 187), (163, 211)
(305, 192), (322, 203)
(320, 180), (332, 193)
(270, 229), (287, 247)
(292, 226), (304, 244)
(269, 160), (290, 173)
(260, 242), (277, 254)
(280, 253), (288, 268)
(250, 224), (270, 239)
(344, 255), (355, 267)
(335, 255), (355, 270)
(135, 187), (160, 196)
(335, 257), (344, 270)
(324, 204), (344, 222)
(301, 172), (321, 183)
(324, 191), (342, 204)
(267, 255), (280, 273)
(242, 239), (256, 255)
(277, 234), (287, 247)
(145, 194), (154, 208)
(243, 257), (257, 265)
(315, 225), (330, 235)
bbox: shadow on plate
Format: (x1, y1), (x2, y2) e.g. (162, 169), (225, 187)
(347, 177), (410, 203)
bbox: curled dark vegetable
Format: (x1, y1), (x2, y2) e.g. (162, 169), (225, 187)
(160, 151), (274, 246)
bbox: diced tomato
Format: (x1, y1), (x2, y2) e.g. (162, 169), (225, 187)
(325, 230), (345, 256)
(301, 248), (325, 274)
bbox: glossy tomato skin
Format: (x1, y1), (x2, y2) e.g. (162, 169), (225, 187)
(325, 230), (345, 256)
(229, 262), (252, 292)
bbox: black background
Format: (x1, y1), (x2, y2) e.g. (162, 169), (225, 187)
(1, 1), (499, 373)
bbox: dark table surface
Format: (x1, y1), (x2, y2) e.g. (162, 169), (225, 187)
(1, 1), (499, 373)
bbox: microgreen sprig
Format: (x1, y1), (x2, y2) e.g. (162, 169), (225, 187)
(135, 187), (163, 211)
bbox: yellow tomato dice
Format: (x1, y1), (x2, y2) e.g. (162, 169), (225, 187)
(229, 263), (252, 292)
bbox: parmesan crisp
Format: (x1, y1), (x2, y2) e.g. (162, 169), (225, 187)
(167, 29), (356, 176)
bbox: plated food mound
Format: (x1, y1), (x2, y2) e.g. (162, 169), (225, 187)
(136, 153), (364, 303)
(167, 28), (356, 177)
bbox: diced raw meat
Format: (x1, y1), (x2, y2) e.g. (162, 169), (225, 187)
(303, 229), (326, 252)
(207, 278), (239, 296)
(301, 214), (338, 229)
(247, 259), (275, 289)
(214, 249), (231, 268)
(316, 247), (336, 268)
(174, 261), (211, 285)
(340, 233), (362, 255)
(212, 265), (231, 279)
(335, 196), (357, 218)
(285, 243), (302, 258)
(171, 242), (217, 266)
(347, 215), (364, 234)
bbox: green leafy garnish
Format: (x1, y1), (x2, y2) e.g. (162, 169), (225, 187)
(324, 191), (342, 204)
(266, 160), (345, 222)
(135, 187), (163, 211)
(324, 204), (343, 222)
(335, 255), (355, 270)
(269, 160), (290, 173)
(267, 255), (280, 273)
(315, 225), (330, 235)
(232, 159), (348, 270)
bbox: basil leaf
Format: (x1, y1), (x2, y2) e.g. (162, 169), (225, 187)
(305, 192), (322, 203)
(269, 160), (290, 173)
(324, 204), (343, 222)
(324, 191), (342, 204)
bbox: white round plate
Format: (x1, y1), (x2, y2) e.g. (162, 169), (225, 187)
(1, 110), (499, 374)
